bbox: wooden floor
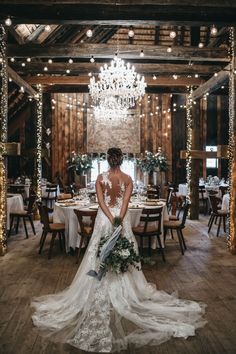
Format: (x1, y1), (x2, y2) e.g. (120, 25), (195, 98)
(1, 216), (236, 354)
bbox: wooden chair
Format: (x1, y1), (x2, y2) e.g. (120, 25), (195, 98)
(132, 207), (165, 262)
(9, 194), (36, 238)
(42, 184), (58, 208)
(163, 203), (190, 255)
(219, 185), (228, 198)
(38, 204), (65, 259)
(74, 209), (97, 263)
(208, 195), (228, 237)
(199, 185), (208, 215)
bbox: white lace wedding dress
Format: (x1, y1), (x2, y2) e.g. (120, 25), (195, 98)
(31, 172), (206, 352)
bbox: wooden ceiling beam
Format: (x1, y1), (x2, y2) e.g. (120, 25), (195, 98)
(0, 2), (236, 26)
(26, 75), (204, 87)
(12, 62), (223, 75)
(8, 66), (38, 97)
(192, 64), (230, 100)
(7, 44), (229, 62)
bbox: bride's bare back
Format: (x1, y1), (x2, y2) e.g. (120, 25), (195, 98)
(96, 169), (133, 223)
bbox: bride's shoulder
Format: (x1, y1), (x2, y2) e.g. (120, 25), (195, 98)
(120, 172), (133, 185)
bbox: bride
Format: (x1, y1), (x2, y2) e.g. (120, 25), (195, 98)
(31, 147), (206, 352)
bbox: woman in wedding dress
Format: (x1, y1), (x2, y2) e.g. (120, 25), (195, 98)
(31, 147), (206, 353)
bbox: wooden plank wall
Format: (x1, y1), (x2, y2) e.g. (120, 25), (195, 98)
(51, 93), (85, 183)
(51, 93), (173, 184)
(140, 94), (172, 182)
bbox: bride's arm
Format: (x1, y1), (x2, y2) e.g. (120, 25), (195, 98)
(119, 177), (133, 221)
(96, 176), (114, 224)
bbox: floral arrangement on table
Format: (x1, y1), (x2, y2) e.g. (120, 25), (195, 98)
(67, 151), (93, 175)
(136, 148), (168, 173)
(87, 217), (142, 280)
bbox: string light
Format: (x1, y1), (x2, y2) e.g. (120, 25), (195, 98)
(140, 50), (144, 57)
(198, 42), (204, 48)
(4, 17), (12, 26)
(128, 27), (135, 38)
(228, 27), (235, 253)
(186, 87), (193, 204)
(170, 30), (176, 39)
(68, 58), (73, 64)
(26, 57), (31, 62)
(36, 85), (43, 200)
(86, 29), (93, 37)
(0, 25), (8, 256)
(167, 46), (172, 53)
(48, 59), (53, 64)
(45, 25), (51, 32)
(210, 25), (218, 36)
(90, 56), (95, 63)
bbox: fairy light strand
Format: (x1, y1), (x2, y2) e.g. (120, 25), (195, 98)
(36, 85), (43, 200)
(0, 25), (8, 256)
(228, 27), (235, 252)
(186, 87), (193, 204)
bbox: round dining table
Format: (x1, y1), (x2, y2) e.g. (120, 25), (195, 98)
(7, 194), (25, 230)
(53, 199), (169, 253)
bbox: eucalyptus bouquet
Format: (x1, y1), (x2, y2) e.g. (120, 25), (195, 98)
(67, 151), (93, 175)
(136, 148), (168, 173)
(87, 217), (142, 280)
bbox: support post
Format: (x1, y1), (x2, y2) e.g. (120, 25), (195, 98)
(0, 25), (8, 256)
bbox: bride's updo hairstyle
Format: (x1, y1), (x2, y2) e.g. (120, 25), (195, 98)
(107, 147), (123, 168)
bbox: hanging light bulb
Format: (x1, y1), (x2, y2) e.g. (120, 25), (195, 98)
(86, 29), (93, 37)
(128, 26), (135, 38)
(170, 30), (176, 39)
(66, 69), (70, 74)
(44, 66), (48, 71)
(210, 25), (218, 36)
(140, 50), (144, 57)
(167, 46), (172, 53)
(10, 57), (15, 62)
(68, 58), (73, 64)
(45, 25), (51, 32)
(90, 56), (95, 63)
(5, 17), (12, 26)
(198, 42), (204, 48)
(152, 74), (157, 80)
(26, 57), (31, 62)
(48, 59), (53, 64)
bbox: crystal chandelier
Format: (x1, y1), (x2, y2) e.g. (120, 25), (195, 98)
(92, 98), (129, 125)
(88, 56), (146, 110)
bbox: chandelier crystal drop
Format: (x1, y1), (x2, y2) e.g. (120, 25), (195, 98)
(88, 57), (146, 110)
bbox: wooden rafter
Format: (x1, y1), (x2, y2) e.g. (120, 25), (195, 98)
(0, 1), (236, 25)
(12, 62), (224, 76)
(26, 75), (204, 87)
(7, 44), (229, 62)
(7, 66), (38, 97)
(192, 64), (230, 100)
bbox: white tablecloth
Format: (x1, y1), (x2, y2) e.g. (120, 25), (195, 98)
(178, 183), (228, 198)
(221, 193), (229, 212)
(53, 201), (169, 252)
(7, 194), (25, 229)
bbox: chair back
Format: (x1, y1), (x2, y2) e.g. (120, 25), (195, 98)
(39, 205), (51, 230)
(140, 207), (162, 234)
(199, 185), (206, 200)
(166, 187), (174, 206)
(46, 184), (58, 198)
(27, 194), (37, 213)
(180, 202), (190, 228)
(74, 209), (97, 237)
(209, 195), (219, 213)
(219, 185), (228, 198)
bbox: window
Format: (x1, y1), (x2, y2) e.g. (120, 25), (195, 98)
(206, 146), (218, 168)
(91, 159), (135, 181)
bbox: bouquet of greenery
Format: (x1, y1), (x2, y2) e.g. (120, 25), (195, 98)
(136, 148), (168, 173)
(67, 151), (93, 175)
(87, 217), (142, 280)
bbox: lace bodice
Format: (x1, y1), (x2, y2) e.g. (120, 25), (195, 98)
(101, 172), (126, 209)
